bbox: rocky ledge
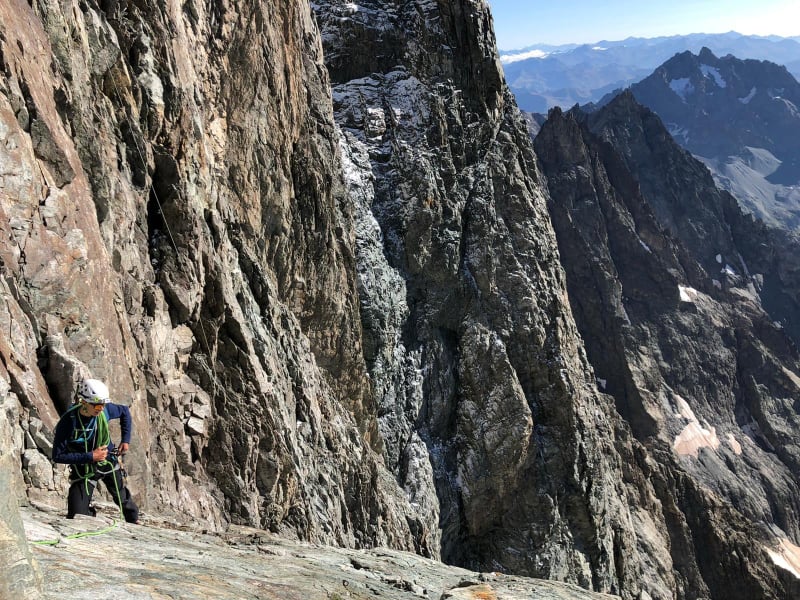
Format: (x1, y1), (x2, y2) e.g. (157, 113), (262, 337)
(20, 502), (616, 600)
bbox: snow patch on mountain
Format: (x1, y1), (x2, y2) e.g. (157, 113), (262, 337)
(777, 97), (800, 117)
(667, 123), (690, 143)
(700, 64), (726, 88)
(672, 393), (721, 458)
(741, 146), (782, 176)
(727, 433), (742, 455)
(698, 151), (800, 229)
(766, 538), (800, 580)
(678, 285), (699, 302)
(669, 77), (694, 101)
(739, 86), (757, 104)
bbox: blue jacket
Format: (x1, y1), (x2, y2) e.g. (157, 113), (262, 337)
(52, 403), (132, 466)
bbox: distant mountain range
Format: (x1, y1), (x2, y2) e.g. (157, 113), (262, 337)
(502, 32), (800, 112)
(622, 47), (800, 230)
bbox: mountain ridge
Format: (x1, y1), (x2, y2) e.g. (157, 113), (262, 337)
(535, 92), (800, 599)
(501, 32), (800, 112)
(619, 47), (800, 231)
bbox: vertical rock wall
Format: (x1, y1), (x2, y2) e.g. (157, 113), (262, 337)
(535, 98), (800, 599)
(1, 0), (429, 555)
(0, 376), (42, 599)
(314, 0), (655, 595)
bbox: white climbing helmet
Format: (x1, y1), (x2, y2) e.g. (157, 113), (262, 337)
(77, 378), (111, 404)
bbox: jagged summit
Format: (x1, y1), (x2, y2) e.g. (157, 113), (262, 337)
(627, 47), (800, 228)
(502, 33), (800, 112)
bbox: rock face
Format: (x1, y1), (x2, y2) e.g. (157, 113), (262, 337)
(3, 1), (800, 600)
(535, 95), (800, 599)
(0, 0), (632, 592)
(0, 379), (42, 600)
(1, 0), (428, 561)
(586, 90), (800, 346)
(1, 0), (649, 596)
(314, 0), (655, 595)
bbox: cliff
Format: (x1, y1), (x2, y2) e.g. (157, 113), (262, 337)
(1, 0), (640, 596)
(2, 0), (428, 593)
(3, 0), (800, 599)
(534, 95), (800, 599)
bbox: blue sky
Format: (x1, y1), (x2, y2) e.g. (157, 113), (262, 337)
(488, 0), (800, 49)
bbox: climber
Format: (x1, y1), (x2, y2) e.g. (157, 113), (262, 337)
(52, 378), (140, 524)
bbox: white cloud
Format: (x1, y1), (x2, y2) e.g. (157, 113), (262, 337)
(500, 49), (549, 64)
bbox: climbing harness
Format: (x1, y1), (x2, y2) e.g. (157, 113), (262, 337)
(29, 406), (128, 546)
(68, 404), (113, 496)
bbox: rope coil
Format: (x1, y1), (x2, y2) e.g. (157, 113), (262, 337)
(29, 406), (127, 546)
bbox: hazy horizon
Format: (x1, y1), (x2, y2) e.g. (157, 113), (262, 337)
(488, 0), (800, 50)
(499, 31), (800, 54)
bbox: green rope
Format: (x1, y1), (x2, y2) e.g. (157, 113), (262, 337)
(29, 472), (127, 547)
(29, 406), (127, 547)
(30, 521), (120, 546)
(29, 471), (126, 547)
(71, 408), (111, 494)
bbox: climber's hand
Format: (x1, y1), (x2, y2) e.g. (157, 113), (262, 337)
(92, 445), (108, 462)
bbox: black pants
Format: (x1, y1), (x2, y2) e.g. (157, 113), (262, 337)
(67, 466), (139, 523)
